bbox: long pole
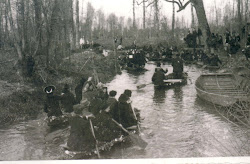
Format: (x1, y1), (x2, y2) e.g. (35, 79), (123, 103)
(89, 119), (101, 158)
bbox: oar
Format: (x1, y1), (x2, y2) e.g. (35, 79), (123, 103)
(89, 119), (101, 158)
(131, 107), (142, 134)
(111, 119), (147, 149)
(137, 83), (152, 89)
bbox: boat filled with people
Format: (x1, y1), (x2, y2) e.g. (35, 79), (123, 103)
(43, 80), (146, 159)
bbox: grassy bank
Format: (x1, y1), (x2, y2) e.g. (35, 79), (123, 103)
(0, 48), (119, 127)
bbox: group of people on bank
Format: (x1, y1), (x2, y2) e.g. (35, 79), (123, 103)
(43, 77), (139, 152)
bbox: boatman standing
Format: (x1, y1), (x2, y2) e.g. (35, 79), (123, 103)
(171, 53), (184, 79)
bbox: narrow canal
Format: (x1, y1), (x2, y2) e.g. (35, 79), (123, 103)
(0, 63), (249, 160)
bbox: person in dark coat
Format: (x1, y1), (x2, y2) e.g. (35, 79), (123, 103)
(61, 84), (76, 113)
(209, 53), (222, 66)
(67, 108), (95, 152)
(172, 53), (184, 79)
(116, 90), (137, 128)
(75, 77), (87, 104)
(44, 86), (62, 117)
(105, 90), (118, 119)
(152, 68), (166, 87)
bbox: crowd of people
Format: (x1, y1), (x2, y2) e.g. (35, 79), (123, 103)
(119, 49), (147, 69)
(43, 76), (139, 152)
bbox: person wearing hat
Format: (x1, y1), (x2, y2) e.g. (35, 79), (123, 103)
(171, 53), (184, 79)
(44, 85), (63, 117)
(156, 62), (168, 73)
(89, 84), (108, 116)
(61, 84), (76, 113)
(116, 90), (137, 128)
(104, 90), (118, 119)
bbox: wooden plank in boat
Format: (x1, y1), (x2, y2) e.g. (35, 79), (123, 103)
(164, 79), (183, 83)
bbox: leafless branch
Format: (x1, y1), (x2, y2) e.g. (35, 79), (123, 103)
(163, 0), (191, 12)
(136, 0), (148, 6)
(146, 0), (155, 8)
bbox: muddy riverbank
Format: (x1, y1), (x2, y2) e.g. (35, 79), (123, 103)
(0, 49), (119, 127)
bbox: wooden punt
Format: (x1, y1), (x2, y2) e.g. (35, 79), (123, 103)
(195, 73), (250, 106)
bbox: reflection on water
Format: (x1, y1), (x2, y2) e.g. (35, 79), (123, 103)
(153, 88), (166, 104)
(0, 63), (249, 160)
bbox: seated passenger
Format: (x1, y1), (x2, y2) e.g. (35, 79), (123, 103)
(209, 53), (222, 66)
(152, 67), (166, 87)
(67, 108), (95, 152)
(105, 90), (118, 119)
(116, 90), (137, 128)
(61, 84), (76, 113)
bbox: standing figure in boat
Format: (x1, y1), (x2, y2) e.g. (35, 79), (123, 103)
(43, 85), (63, 117)
(116, 90), (137, 128)
(61, 84), (76, 113)
(172, 53), (184, 79)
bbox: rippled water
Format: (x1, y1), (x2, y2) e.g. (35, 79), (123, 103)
(0, 63), (249, 160)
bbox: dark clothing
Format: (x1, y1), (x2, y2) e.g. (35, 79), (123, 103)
(44, 94), (62, 117)
(92, 113), (122, 141)
(75, 84), (84, 104)
(61, 90), (76, 113)
(116, 94), (137, 128)
(106, 97), (118, 119)
(209, 55), (222, 66)
(152, 69), (165, 87)
(67, 115), (95, 151)
(172, 57), (184, 79)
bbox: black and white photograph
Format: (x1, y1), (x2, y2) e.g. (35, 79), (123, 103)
(0, 0), (249, 163)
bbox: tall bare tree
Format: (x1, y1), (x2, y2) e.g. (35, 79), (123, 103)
(133, 0), (136, 28)
(163, 0), (211, 48)
(76, 0), (80, 49)
(153, 0), (160, 37)
(237, 0), (242, 34)
(172, 0), (175, 36)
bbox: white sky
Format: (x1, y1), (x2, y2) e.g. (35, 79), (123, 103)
(81, 0), (232, 27)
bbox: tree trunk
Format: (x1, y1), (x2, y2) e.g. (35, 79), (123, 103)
(33, 0), (42, 56)
(133, 0), (136, 28)
(237, 0), (242, 34)
(0, 4), (2, 45)
(191, 4), (195, 28)
(7, 0), (23, 60)
(214, 0), (219, 27)
(70, 0), (76, 50)
(245, 0), (249, 23)
(172, 0), (175, 37)
(4, 0), (9, 45)
(143, 0), (146, 29)
(76, 0), (80, 49)
(47, 0), (61, 67)
(154, 0), (159, 37)
(191, 0), (211, 49)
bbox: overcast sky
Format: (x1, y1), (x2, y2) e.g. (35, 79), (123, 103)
(80, 0), (229, 27)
